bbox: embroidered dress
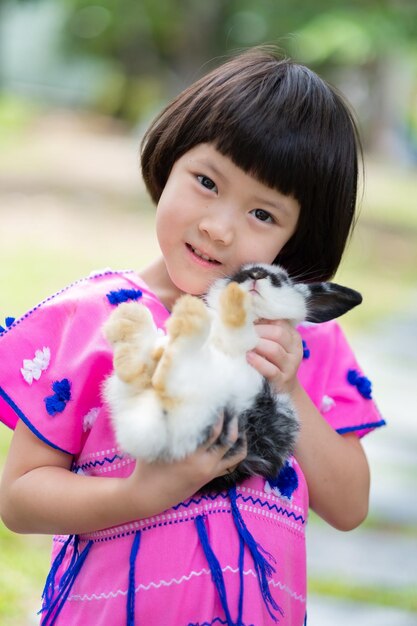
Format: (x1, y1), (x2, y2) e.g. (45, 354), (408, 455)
(0, 270), (385, 626)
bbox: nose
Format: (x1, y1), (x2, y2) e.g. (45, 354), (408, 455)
(247, 267), (268, 280)
(198, 214), (234, 246)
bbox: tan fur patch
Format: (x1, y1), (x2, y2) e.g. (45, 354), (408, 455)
(104, 302), (152, 344)
(151, 349), (182, 411)
(167, 295), (209, 339)
(151, 345), (164, 362)
(151, 348), (172, 393)
(220, 282), (247, 328)
(113, 345), (154, 389)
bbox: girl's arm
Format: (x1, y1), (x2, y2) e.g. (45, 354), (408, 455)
(0, 417), (245, 536)
(290, 383), (369, 530)
(248, 320), (370, 531)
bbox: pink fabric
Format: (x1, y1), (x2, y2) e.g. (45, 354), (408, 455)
(0, 270), (384, 626)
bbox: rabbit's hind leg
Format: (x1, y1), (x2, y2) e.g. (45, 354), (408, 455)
(103, 302), (159, 389)
(152, 295), (211, 398)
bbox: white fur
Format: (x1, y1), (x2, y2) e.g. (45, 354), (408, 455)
(103, 264), (307, 461)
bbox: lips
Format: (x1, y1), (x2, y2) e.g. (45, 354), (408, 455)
(186, 243), (221, 265)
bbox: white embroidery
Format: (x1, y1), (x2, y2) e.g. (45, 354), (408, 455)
(264, 479), (292, 501)
(83, 407), (100, 431)
(320, 394), (336, 413)
(67, 567), (306, 603)
(21, 347), (51, 384)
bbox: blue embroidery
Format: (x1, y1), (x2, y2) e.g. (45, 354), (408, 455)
(336, 419), (386, 435)
(39, 535), (93, 624)
(72, 454), (125, 473)
(302, 340), (310, 359)
(187, 617), (254, 626)
(268, 461), (299, 500)
(174, 492), (306, 523)
(195, 515), (235, 626)
(347, 368), (373, 399)
(106, 288), (143, 305)
(229, 487), (282, 622)
(188, 617), (227, 626)
(127, 531), (141, 626)
(44, 379), (72, 416)
(0, 316), (15, 333)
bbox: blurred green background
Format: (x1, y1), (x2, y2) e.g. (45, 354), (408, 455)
(0, 1), (416, 624)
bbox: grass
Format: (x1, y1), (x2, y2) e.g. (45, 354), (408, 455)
(0, 426), (50, 624)
(0, 520), (50, 626)
(309, 577), (417, 613)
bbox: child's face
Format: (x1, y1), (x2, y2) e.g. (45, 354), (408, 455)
(156, 143), (300, 296)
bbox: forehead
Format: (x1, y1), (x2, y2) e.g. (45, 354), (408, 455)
(178, 143), (300, 218)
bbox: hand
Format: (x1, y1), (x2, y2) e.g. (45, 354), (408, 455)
(246, 319), (303, 395)
(127, 413), (247, 514)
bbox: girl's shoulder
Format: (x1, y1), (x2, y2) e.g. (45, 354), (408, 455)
(297, 321), (385, 437)
(1, 269), (168, 337)
(0, 269), (170, 450)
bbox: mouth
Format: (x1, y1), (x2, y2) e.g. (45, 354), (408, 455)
(248, 280), (261, 296)
(186, 243), (221, 265)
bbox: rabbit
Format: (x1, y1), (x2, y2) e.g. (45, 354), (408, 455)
(103, 263), (362, 492)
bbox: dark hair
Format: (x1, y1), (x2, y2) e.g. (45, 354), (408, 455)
(141, 47), (362, 282)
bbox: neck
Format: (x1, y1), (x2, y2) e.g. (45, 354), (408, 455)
(139, 257), (184, 312)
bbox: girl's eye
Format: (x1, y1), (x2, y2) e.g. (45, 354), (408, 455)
(251, 208), (274, 223)
(197, 175), (217, 192)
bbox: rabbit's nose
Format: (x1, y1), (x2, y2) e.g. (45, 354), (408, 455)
(247, 268), (268, 280)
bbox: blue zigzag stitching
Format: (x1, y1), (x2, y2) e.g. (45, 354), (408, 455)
(187, 618), (255, 626)
(174, 492), (306, 524)
(239, 495), (305, 524)
(72, 454), (125, 473)
(172, 492), (228, 509)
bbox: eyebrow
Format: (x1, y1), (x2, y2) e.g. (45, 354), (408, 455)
(252, 194), (294, 219)
(193, 158), (227, 184)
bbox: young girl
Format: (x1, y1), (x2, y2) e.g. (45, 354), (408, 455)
(0, 47), (384, 626)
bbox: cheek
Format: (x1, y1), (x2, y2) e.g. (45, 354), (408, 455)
(155, 191), (179, 243)
(240, 238), (286, 267)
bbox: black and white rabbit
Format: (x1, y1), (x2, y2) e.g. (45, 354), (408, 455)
(103, 263), (362, 492)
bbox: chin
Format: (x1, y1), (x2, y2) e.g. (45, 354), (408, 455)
(170, 274), (212, 297)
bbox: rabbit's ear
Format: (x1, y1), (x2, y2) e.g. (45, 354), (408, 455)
(302, 283), (362, 323)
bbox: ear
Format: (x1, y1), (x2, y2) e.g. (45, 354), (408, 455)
(303, 283), (362, 323)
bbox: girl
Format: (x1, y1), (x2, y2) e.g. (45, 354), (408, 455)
(0, 47), (384, 625)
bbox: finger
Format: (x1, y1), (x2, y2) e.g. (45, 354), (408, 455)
(217, 437), (248, 476)
(224, 414), (239, 445)
(246, 350), (281, 380)
(252, 337), (288, 364)
(255, 322), (301, 353)
(204, 412), (225, 447)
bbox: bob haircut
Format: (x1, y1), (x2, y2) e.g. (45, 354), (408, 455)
(141, 47), (362, 282)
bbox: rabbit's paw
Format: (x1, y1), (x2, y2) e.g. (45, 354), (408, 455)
(219, 282), (249, 328)
(167, 295), (210, 340)
(104, 302), (158, 388)
(104, 302), (155, 345)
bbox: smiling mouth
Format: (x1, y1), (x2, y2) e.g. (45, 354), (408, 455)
(186, 244), (221, 265)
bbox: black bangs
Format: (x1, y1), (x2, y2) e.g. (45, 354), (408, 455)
(210, 62), (351, 210)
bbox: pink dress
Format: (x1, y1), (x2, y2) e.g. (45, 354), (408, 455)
(0, 270), (384, 626)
